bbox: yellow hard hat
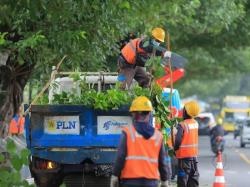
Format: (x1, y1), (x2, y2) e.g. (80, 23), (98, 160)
(129, 96), (153, 112)
(217, 118), (223, 125)
(184, 101), (200, 117)
(151, 27), (165, 42)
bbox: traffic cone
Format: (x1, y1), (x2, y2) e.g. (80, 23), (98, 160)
(213, 152), (225, 187)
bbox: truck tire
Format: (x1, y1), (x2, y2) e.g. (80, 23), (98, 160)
(34, 174), (63, 187)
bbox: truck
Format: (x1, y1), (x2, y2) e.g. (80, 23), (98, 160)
(25, 72), (135, 187)
(220, 96), (250, 132)
(25, 67), (184, 187)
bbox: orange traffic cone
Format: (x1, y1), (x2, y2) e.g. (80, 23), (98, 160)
(213, 152), (225, 187)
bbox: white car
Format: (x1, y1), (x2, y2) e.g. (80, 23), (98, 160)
(195, 112), (216, 135)
(240, 118), (250, 147)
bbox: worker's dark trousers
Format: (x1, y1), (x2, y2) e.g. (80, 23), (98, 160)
(177, 158), (199, 187)
(117, 56), (150, 89)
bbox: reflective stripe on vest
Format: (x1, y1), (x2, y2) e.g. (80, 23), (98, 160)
(176, 119), (198, 158)
(121, 38), (145, 64)
(121, 125), (162, 179)
(179, 144), (198, 148)
(126, 156), (158, 163)
(128, 124), (135, 142)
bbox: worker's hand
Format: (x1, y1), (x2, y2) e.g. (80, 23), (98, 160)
(110, 175), (119, 187)
(164, 51), (172, 58)
(161, 180), (170, 187)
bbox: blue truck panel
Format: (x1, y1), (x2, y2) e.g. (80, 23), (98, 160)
(25, 105), (130, 164)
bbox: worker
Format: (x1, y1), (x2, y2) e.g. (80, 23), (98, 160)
(174, 101), (200, 187)
(119, 32), (138, 50)
(210, 118), (225, 155)
(9, 105), (25, 136)
(110, 96), (171, 187)
(117, 27), (172, 89)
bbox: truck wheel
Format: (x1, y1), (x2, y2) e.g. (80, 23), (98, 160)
(34, 174), (63, 187)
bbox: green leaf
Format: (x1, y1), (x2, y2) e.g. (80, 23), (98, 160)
(79, 31), (86, 39)
(20, 149), (30, 165)
(0, 32), (7, 45)
(69, 72), (81, 81)
(0, 170), (11, 183)
(119, 1), (130, 9)
(11, 172), (22, 185)
(0, 154), (4, 162)
(6, 139), (16, 154)
(11, 155), (23, 171)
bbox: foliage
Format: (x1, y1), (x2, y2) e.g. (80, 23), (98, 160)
(52, 84), (145, 110)
(2, 0), (250, 136)
(50, 79), (179, 143)
(0, 139), (34, 187)
(145, 56), (166, 79)
(1, 0), (250, 79)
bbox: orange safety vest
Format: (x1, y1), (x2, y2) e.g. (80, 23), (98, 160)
(121, 38), (146, 65)
(120, 125), (163, 179)
(9, 115), (25, 135)
(175, 119), (198, 158)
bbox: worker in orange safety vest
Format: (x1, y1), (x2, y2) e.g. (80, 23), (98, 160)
(174, 101), (200, 187)
(117, 27), (172, 89)
(111, 96), (171, 187)
(8, 105), (25, 136)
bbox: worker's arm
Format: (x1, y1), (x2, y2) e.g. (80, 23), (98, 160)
(139, 38), (187, 69)
(139, 38), (166, 56)
(174, 124), (184, 151)
(112, 131), (127, 177)
(158, 141), (171, 181)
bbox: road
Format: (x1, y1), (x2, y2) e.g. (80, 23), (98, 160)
(199, 134), (250, 187)
(18, 134), (250, 186)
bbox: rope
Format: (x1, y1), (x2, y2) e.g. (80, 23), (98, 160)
(23, 55), (67, 116)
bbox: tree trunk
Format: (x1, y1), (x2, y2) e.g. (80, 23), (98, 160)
(0, 53), (34, 138)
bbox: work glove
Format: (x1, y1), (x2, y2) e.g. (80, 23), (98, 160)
(161, 51), (172, 67)
(161, 180), (170, 187)
(164, 51), (172, 58)
(110, 175), (119, 187)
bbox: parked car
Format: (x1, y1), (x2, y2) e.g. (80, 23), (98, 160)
(195, 112), (216, 135)
(240, 118), (250, 147)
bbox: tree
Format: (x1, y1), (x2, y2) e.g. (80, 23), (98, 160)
(0, 0), (135, 137)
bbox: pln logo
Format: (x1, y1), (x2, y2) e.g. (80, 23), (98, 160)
(48, 120), (56, 131)
(56, 120), (77, 129)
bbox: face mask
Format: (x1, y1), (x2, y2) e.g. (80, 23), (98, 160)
(152, 39), (160, 46)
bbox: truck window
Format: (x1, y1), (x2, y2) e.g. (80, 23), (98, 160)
(225, 112), (234, 122)
(224, 102), (250, 109)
